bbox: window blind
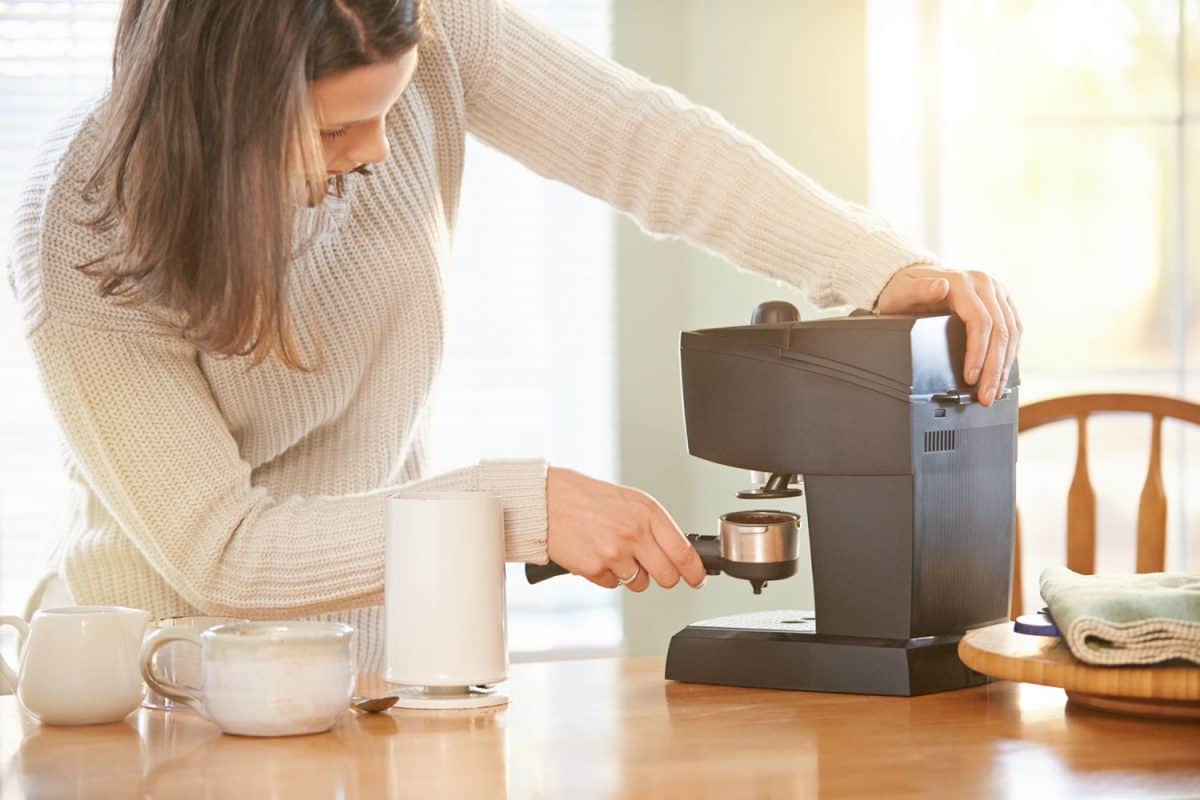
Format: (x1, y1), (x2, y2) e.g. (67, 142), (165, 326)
(0, 0), (120, 619)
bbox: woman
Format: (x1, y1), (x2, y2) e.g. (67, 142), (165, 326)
(8, 0), (1020, 669)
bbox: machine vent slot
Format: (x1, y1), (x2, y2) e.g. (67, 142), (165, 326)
(923, 430), (956, 453)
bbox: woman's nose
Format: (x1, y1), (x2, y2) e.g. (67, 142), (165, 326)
(348, 120), (390, 166)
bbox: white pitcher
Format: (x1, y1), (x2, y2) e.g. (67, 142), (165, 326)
(0, 606), (151, 725)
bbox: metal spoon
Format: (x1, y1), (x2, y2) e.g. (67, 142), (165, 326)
(351, 694), (399, 713)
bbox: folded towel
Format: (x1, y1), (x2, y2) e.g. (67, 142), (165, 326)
(1039, 566), (1200, 666)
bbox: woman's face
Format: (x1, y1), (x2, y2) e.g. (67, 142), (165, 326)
(308, 48), (420, 179)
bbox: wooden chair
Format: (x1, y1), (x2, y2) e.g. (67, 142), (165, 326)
(1012, 393), (1200, 618)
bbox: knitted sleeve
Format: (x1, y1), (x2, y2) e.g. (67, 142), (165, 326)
(437, 0), (938, 310)
(23, 315), (546, 617)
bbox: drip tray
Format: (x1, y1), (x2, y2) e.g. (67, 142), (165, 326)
(688, 609), (817, 632)
(665, 610), (987, 697)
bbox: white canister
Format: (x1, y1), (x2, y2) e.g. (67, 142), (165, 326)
(384, 492), (508, 707)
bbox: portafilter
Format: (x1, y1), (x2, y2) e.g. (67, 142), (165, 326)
(525, 509), (801, 594)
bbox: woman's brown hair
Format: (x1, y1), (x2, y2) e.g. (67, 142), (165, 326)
(79, 0), (424, 370)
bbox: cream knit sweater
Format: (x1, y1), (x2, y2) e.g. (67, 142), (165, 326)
(6, 0), (935, 670)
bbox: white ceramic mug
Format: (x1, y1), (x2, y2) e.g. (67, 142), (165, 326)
(140, 621), (355, 737)
(0, 606), (151, 725)
(142, 616), (249, 711)
(385, 492), (508, 697)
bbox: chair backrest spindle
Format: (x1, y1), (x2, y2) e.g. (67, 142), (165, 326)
(1066, 412), (1096, 575)
(1136, 414), (1167, 574)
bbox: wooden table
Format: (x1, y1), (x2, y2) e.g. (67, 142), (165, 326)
(2, 657), (1199, 799)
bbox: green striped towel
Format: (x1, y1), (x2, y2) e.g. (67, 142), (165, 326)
(1039, 566), (1200, 666)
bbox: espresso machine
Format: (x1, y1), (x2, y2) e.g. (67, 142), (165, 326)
(529, 303), (1018, 697)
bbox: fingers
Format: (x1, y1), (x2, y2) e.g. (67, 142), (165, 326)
(630, 538), (680, 590)
(874, 265), (1021, 406)
(644, 495), (707, 588)
(602, 491), (705, 592)
(581, 567), (619, 590)
(580, 554), (651, 592)
(625, 564), (651, 592)
(610, 558), (651, 593)
(971, 275), (1011, 406)
(546, 466), (706, 593)
(617, 503), (686, 591)
(947, 274), (993, 389)
(577, 513), (673, 593)
(996, 283), (1022, 394)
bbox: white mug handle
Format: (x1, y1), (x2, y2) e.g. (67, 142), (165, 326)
(0, 616), (30, 691)
(140, 627), (206, 714)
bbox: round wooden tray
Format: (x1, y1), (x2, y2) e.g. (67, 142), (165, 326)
(959, 622), (1200, 720)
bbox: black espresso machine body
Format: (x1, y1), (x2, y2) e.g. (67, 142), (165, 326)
(664, 311), (1019, 696)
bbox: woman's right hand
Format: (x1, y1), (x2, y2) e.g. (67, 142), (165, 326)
(545, 466), (707, 592)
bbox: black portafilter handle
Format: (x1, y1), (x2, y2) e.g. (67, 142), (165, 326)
(524, 561), (571, 583)
(524, 534), (723, 584)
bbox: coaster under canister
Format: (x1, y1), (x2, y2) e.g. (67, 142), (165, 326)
(388, 685), (509, 710)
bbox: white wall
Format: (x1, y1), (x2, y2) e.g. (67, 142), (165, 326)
(611, 0), (872, 655)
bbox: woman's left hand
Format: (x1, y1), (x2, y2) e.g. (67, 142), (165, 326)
(875, 264), (1022, 407)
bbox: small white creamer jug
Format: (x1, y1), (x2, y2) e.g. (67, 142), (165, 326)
(0, 606), (151, 725)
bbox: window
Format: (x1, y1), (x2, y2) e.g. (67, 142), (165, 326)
(869, 0), (1199, 609)
(430, 0), (619, 659)
(0, 0), (619, 660)
(0, 0), (119, 617)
